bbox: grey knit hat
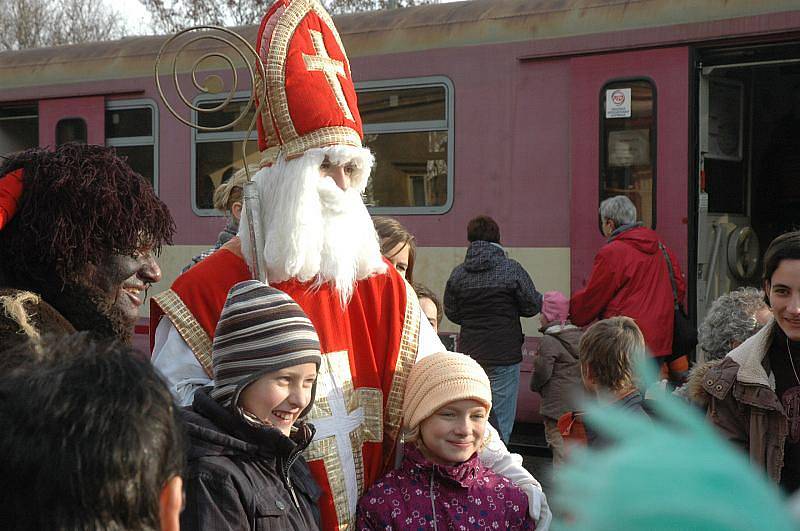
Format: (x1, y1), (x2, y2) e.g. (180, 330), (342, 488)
(209, 280), (322, 414)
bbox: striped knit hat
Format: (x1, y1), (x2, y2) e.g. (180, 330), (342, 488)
(402, 352), (492, 434)
(209, 280), (322, 413)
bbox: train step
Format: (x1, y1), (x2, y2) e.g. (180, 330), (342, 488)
(508, 422), (552, 458)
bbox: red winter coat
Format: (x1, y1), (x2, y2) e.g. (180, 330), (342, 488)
(569, 225), (685, 357)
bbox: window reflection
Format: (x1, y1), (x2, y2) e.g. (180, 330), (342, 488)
(600, 80), (656, 229)
(363, 131), (447, 208)
(358, 82), (451, 212)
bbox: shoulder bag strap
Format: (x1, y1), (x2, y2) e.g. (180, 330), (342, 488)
(658, 242), (679, 309)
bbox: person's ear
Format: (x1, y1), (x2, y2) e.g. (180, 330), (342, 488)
(159, 475), (183, 531)
(231, 201), (243, 222)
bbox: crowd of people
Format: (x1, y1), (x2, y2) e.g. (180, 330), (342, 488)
(0, 0), (799, 530)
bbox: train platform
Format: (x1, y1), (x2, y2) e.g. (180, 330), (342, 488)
(509, 422), (554, 495)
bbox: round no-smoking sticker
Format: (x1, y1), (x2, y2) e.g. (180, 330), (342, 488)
(606, 87), (632, 118)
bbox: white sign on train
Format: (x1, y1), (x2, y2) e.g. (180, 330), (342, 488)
(606, 88), (632, 118)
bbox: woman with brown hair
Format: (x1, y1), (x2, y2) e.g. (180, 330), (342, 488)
(373, 216), (416, 282)
(702, 231), (800, 493)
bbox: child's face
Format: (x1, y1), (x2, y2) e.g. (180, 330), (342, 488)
(238, 362), (318, 436)
(419, 399), (487, 465)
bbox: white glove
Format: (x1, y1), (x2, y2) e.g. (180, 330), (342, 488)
(521, 483), (552, 530)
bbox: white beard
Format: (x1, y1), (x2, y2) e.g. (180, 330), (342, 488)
(239, 146), (387, 307)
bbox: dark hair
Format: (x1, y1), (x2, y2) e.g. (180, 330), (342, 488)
(0, 334), (184, 530)
(413, 282), (443, 327)
(0, 143), (175, 291)
(467, 215), (500, 243)
(763, 231), (800, 288)
(373, 216), (417, 282)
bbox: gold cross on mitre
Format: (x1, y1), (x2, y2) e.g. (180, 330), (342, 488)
(305, 350), (382, 530)
(303, 29), (355, 121)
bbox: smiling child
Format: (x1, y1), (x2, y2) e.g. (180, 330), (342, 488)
(180, 280), (323, 530)
(356, 352), (535, 530)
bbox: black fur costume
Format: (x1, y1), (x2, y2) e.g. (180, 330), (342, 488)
(0, 144), (174, 350)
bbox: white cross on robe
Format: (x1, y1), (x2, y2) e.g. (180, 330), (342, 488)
(305, 350), (382, 527)
(302, 29), (355, 121)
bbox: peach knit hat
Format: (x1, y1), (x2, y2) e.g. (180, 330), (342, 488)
(402, 352), (492, 431)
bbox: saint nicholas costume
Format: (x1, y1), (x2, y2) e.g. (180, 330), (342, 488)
(150, 1), (551, 529)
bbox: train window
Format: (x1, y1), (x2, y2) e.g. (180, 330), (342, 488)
(197, 100), (256, 132)
(599, 79), (656, 230)
(195, 140), (260, 210)
(193, 94), (259, 214)
(0, 104), (37, 157)
(357, 77), (453, 214)
(56, 118), (87, 145)
(359, 86), (446, 124)
(106, 100), (158, 191)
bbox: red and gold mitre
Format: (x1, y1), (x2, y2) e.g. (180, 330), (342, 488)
(255, 0), (364, 160)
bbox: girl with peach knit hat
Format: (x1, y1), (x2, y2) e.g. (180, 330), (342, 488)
(356, 352), (535, 530)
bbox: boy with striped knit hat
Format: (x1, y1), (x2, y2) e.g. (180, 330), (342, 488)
(180, 280), (323, 530)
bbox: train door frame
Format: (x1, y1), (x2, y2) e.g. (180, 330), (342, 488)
(38, 96), (105, 147)
(692, 41), (800, 331)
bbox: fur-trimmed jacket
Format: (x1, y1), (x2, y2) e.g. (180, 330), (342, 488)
(695, 321), (788, 482)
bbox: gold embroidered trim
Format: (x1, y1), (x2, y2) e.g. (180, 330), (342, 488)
(152, 289), (213, 377)
(266, 0), (359, 154)
(382, 280), (421, 468)
(255, 73), (280, 150)
(284, 126), (362, 160)
(304, 350), (383, 530)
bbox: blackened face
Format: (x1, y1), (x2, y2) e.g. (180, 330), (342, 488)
(86, 246), (162, 332)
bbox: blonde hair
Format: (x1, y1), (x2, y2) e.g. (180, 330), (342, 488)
(212, 166), (254, 213)
(579, 316), (645, 392)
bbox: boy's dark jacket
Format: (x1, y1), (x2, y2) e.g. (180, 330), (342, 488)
(180, 387), (322, 531)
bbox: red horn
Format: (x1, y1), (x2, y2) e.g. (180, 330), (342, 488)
(0, 168), (24, 231)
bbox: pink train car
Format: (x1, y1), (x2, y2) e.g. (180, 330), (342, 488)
(2, 0), (799, 423)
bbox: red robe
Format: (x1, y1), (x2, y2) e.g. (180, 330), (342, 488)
(151, 248), (419, 530)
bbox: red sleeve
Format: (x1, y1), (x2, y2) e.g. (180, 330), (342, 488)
(0, 168), (24, 231)
(149, 249), (252, 351)
(569, 249), (618, 326)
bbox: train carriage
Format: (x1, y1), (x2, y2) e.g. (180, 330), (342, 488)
(2, 0), (800, 423)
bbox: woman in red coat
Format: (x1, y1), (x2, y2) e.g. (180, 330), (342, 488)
(569, 195), (687, 381)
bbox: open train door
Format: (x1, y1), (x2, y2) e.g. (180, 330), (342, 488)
(695, 43), (800, 328)
(695, 68), (757, 325)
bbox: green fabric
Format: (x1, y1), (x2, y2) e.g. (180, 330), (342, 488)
(554, 363), (797, 531)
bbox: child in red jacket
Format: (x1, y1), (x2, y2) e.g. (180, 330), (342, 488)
(356, 352), (535, 530)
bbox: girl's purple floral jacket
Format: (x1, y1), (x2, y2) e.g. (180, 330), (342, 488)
(356, 445), (534, 531)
